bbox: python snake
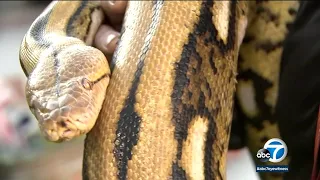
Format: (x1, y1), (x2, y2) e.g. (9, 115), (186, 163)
(19, 1), (300, 180)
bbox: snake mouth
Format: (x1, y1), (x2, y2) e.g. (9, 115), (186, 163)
(42, 118), (87, 142)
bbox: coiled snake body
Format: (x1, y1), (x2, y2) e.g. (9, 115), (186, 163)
(19, 1), (300, 180)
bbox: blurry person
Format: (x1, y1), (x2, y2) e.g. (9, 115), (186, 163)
(0, 76), (42, 166)
(0, 76), (46, 179)
(274, 1), (320, 180)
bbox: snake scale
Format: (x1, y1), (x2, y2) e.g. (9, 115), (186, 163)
(19, 1), (300, 180)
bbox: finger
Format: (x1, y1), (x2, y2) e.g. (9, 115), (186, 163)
(100, 1), (127, 26)
(93, 25), (120, 60)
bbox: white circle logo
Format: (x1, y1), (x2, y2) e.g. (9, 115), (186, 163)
(263, 138), (288, 163)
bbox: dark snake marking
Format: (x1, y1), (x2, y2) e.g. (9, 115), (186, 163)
(171, 1), (236, 179)
(114, 59), (143, 180)
(21, 0), (52, 76)
(66, 1), (100, 41)
(19, 40), (30, 76)
(82, 155), (89, 180)
(256, 6), (279, 23)
(52, 49), (61, 97)
(66, 0), (88, 37)
(113, 1), (164, 180)
(172, 162), (187, 180)
(237, 69), (273, 130)
(201, 1), (236, 53)
(29, 6), (52, 47)
(27, 1), (86, 97)
(26, 1), (90, 99)
(171, 34), (217, 180)
(242, 35), (255, 44)
(228, 97), (246, 150)
(209, 49), (217, 74)
(256, 41), (283, 53)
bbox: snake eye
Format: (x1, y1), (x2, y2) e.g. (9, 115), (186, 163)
(81, 78), (92, 90)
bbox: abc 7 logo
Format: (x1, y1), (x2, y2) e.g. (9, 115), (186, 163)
(256, 138), (288, 163)
(256, 149), (271, 162)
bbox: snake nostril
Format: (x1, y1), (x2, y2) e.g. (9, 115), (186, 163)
(64, 129), (71, 133)
(63, 129), (75, 139)
(60, 121), (66, 127)
(76, 119), (83, 123)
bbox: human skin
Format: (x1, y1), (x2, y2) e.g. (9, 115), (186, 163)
(93, 1), (127, 61)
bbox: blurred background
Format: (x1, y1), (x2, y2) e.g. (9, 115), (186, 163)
(0, 1), (259, 180)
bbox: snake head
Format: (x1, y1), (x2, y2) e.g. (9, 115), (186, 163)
(24, 44), (110, 142)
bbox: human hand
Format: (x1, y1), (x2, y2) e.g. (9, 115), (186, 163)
(93, 1), (127, 61)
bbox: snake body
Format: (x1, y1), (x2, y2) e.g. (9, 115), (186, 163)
(236, 2), (300, 180)
(19, 1), (300, 180)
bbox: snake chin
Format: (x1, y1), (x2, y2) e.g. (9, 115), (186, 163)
(30, 98), (97, 142)
(37, 109), (89, 142)
(41, 119), (83, 142)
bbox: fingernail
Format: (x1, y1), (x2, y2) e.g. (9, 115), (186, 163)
(108, 0), (115, 5)
(106, 33), (119, 53)
(106, 33), (118, 44)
